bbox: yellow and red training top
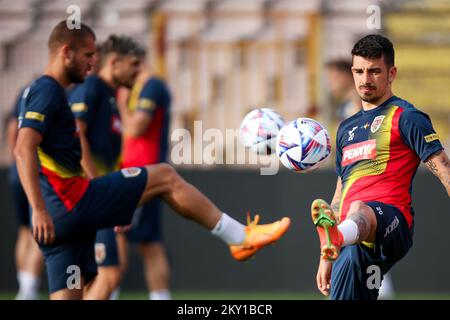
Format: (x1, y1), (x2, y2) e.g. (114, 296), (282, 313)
(336, 95), (443, 227)
(18, 75), (89, 214)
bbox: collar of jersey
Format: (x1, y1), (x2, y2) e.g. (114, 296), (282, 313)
(361, 95), (398, 115)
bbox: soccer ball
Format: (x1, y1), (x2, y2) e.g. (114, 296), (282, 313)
(239, 108), (285, 155)
(276, 118), (331, 172)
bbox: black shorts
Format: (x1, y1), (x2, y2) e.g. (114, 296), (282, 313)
(126, 198), (163, 243)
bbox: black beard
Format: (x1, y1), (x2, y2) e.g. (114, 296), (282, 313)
(66, 64), (85, 84)
(360, 95), (381, 103)
(115, 78), (133, 89)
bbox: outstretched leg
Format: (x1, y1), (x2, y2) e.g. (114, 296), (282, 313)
(138, 164), (291, 261)
(138, 164), (222, 229)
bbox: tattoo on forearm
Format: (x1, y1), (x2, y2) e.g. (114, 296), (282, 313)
(349, 214), (370, 242)
(331, 202), (340, 214)
(426, 153), (450, 195)
(425, 158), (438, 176)
(330, 202), (340, 223)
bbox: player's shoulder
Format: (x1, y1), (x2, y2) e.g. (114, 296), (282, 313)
(337, 110), (363, 136)
(27, 75), (65, 102)
(145, 76), (166, 86)
(142, 76), (169, 92)
(68, 75), (101, 99)
(80, 74), (102, 88)
(30, 75), (62, 93)
(392, 96), (431, 121)
(139, 76), (171, 105)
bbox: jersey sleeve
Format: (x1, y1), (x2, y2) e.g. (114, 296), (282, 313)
(19, 84), (57, 135)
(136, 79), (161, 116)
(335, 125), (344, 176)
(399, 109), (444, 162)
(68, 79), (97, 124)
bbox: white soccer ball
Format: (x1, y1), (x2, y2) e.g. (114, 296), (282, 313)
(276, 118), (331, 172)
(239, 108), (285, 155)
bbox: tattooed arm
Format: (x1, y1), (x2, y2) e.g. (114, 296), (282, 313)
(424, 150), (450, 197)
(330, 178), (342, 220)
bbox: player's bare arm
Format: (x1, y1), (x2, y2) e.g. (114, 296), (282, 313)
(330, 177), (342, 218)
(14, 127), (55, 245)
(123, 110), (152, 137)
(316, 257), (333, 296)
(116, 89), (153, 137)
(76, 119), (98, 179)
(424, 150), (450, 197)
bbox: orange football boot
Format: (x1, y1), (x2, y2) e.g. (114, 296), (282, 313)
(311, 199), (343, 261)
(230, 213), (291, 261)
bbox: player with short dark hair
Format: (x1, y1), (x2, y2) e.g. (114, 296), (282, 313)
(325, 59), (361, 122)
(14, 21), (290, 300)
(116, 58), (173, 300)
(312, 34), (450, 300)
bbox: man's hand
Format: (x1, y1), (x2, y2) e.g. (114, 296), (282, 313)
(316, 258), (333, 296)
(32, 208), (55, 245)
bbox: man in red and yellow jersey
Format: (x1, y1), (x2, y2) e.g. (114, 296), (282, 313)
(118, 65), (173, 300)
(312, 34), (450, 300)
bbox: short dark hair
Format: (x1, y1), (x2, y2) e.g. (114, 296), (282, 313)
(48, 20), (96, 52)
(351, 34), (395, 67)
(326, 59), (352, 76)
(98, 34), (146, 65)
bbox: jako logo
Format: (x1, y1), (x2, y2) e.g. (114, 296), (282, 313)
(342, 139), (377, 166)
(384, 216), (399, 238)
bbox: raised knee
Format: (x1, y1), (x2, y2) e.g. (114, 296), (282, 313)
(151, 163), (177, 180)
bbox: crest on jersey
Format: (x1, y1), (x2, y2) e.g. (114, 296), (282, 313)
(95, 243), (106, 264)
(111, 115), (122, 134)
(121, 167), (142, 178)
(371, 115), (385, 133)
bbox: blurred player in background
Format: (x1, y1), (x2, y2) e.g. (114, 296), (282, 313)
(117, 58), (172, 300)
(326, 59), (361, 123)
(6, 88), (44, 300)
(325, 58), (395, 299)
(68, 35), (144, 300)
(312, 34), (450, 300)
(14, 21), (290, 300)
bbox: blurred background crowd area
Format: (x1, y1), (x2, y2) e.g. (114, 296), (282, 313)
(0, 0), (449, 167)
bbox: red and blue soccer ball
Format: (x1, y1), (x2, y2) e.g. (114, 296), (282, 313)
(276, 118), (331, 172)
(239, 108), (285, 155)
